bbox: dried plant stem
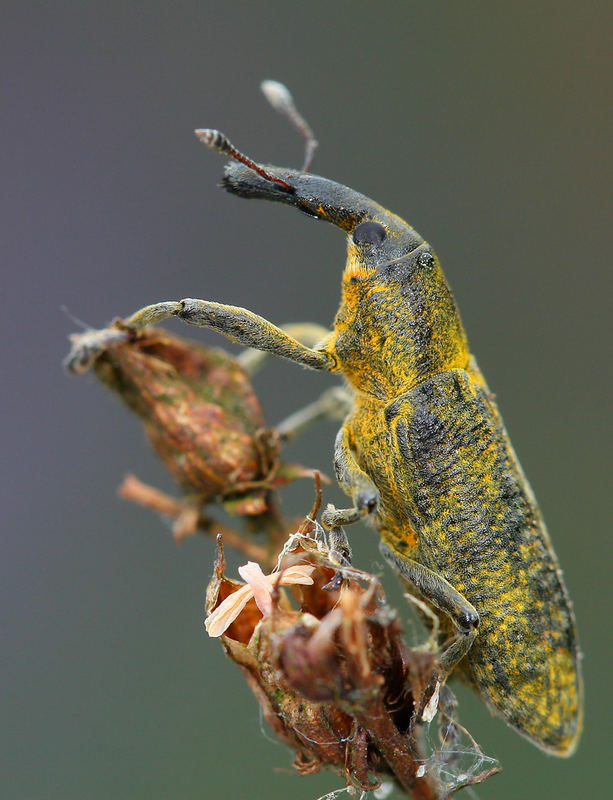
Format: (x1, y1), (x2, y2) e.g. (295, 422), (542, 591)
(352, 702), (436, 799)
(336, 592), (439, 799)
(118, 474), (270, 562)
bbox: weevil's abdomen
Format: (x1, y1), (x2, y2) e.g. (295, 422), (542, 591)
(348, 364), (583, 755)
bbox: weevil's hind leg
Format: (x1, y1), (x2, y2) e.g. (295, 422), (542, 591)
(320, 426), (380, 529)
(379, 541), (479, 678)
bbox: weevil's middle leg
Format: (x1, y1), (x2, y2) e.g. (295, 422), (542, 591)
(321, 426), (380, 529)
(322, 524), (353, 591)
(327, 525), (352, 567)
(318, 425), (379, 589)
(276, 387), (352, 443)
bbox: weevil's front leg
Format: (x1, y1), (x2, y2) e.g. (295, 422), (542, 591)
(122, 300), (336, 370)
(66, 308), (335, 375)
(238, 322), (332, 375)
(121, 301), (184, 329)
(321, 426), (380, 528)
(176, 300), (336, 370)
(379, 541), (479, 677)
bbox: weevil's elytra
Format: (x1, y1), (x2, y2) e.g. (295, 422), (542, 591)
(86, 86), (582, 757)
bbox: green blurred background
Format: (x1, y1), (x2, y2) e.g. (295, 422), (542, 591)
(3, 2), (611, 798)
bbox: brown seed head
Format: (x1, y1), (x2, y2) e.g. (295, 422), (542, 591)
(69, 325), (313, 516)
(205, 534), (463, 797)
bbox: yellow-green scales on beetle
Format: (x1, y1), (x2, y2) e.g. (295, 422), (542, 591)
(68, 94), (582, 757)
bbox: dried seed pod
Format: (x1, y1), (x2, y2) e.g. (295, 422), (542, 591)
(206, 534), (500, 798)
(71, 325), (313, 520)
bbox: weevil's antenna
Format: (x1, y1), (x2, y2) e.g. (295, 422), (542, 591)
(260, 80), (318, 172)
(194, 129), (294, 193)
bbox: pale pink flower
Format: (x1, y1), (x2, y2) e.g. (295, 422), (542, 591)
(205, 561), (315, 637)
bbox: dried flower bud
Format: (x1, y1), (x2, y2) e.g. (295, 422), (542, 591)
(206, 534), (500, 798)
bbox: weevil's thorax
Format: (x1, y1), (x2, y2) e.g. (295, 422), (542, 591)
(332, 231), (470, 400)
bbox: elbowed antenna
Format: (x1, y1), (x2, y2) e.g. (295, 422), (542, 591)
(195, 81), (318, 189)
(260, 80), (318, 171)
(194, 129), (294, 192)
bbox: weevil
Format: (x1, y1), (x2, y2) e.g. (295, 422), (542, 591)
(70, 84), (582, 756)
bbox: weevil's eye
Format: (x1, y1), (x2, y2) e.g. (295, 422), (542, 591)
(353, 221), (387, 245)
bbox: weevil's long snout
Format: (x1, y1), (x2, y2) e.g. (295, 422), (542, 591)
(222, 161), (409, 236)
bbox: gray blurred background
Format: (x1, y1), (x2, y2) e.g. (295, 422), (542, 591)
(3, 2), (611, 798)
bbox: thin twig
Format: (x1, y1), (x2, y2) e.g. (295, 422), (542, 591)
(118, 474), (270, 561)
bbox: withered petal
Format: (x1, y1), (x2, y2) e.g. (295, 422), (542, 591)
(205, 564), (315, 637)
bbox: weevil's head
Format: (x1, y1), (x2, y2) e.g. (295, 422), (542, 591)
(223, 162), (469, 398)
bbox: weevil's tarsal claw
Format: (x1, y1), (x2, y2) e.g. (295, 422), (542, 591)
(65, 302), (183, 375)
(64, 302), (183, 374)
(64, 326), (131, 374)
